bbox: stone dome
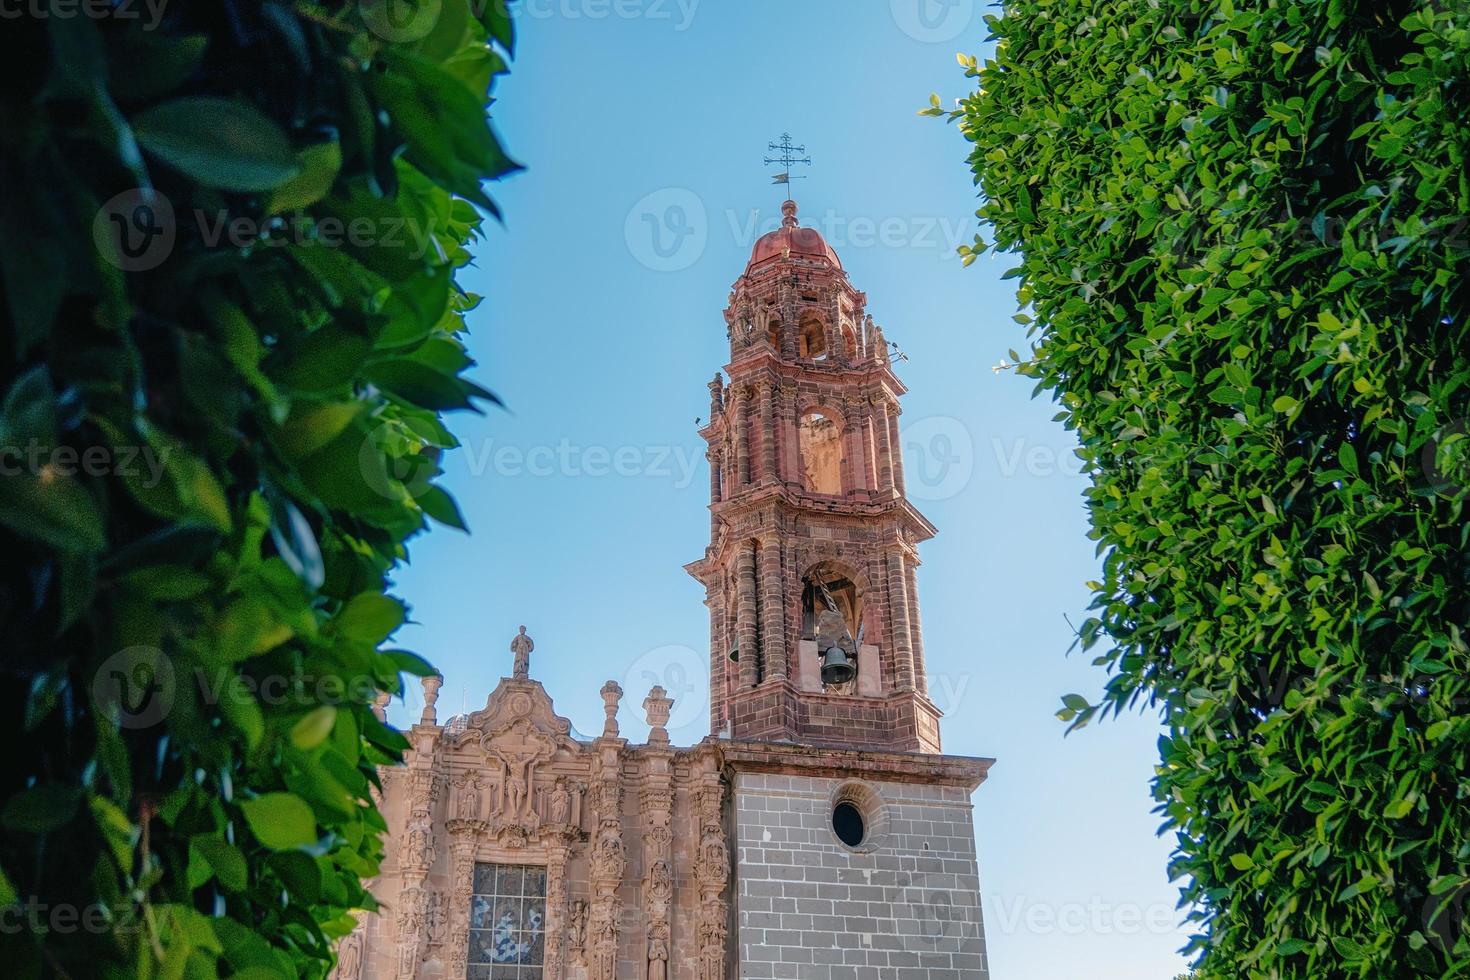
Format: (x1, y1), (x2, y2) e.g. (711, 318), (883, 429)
(746, 200), (842, 271)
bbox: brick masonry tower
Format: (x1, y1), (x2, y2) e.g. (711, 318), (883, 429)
(686, 198), (943, 754)
(687, 199), (993, 977)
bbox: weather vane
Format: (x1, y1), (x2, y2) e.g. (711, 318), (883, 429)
(765, 132), (811, 198)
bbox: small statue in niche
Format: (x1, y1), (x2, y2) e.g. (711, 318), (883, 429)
(568, 900), (588, 964)
(406, 817), (435, 868)
(457, 774), (481, 820)
(548, 776), (571, 826)
(647, 923), (671, 980)
(425, 891), (447, 947)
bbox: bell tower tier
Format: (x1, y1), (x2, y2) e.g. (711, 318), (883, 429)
(685, 200), (943, 754)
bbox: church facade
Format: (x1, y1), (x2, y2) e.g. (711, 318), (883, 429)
(343, 200), (992, 980)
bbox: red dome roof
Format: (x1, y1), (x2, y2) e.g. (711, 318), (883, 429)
(746, 200), (842, 271)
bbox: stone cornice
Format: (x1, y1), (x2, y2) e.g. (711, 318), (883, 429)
(708, 736), (993, 792)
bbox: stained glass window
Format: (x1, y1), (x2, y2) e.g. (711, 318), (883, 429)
(466, 863), (547, 980)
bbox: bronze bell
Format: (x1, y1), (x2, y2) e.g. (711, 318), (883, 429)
(820, 643), (857, 685)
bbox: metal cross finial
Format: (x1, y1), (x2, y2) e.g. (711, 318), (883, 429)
(765, 132), (811, 197)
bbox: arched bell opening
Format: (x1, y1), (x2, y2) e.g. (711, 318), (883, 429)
(798, 313), (828, 360)
(800, 562), (863, 689)
(765, 315), (782, 350)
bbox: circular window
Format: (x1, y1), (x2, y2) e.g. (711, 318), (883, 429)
(828, 781), (887, 853)
(832, 801), (865, 848)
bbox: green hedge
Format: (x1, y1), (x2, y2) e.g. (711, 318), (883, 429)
(940, 1), (1469, 976)
(0, 2), (517, 976)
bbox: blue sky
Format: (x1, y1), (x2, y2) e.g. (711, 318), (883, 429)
(387, 2), (1193, 976)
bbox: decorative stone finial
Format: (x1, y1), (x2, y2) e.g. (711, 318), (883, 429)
(781, 199), (798, 229)
(510, 625), (534, 679)
(372, 689), (391, 723)
(420, 673), (443, 724)
(600, 680), (623, 738)
(643, 685), (674, 744)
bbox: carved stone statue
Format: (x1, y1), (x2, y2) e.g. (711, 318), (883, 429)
(510, 625), (534, 679)
(647, 922), (671, 980)
(333, 930), (362, 980)
(649, 859), (673, 906)
(457, 774), (481, 820)
(406, 817), (435, 869)
(569, 899), (588, 965)
(548, 776), (571, 826)
(502, 751), (535, 820)
(425, 891), (446, 947)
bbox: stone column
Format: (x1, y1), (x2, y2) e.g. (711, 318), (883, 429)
(707, 448), (722, 505)
(875, 396), (895, 493)
(828, 292), (847, 367)
(707, 584), (726, 733)
(780, 381), (799, 484)
(843, 396), (865, 494)
(780, 282), (799, 360)
(886, 550), (916, 691)
(736, 541), (759, 688)
(905, 559), (928, 696)
(861, 401), (879, 490)
(759, 380), (777, 483)
(733, 386), (751, 488)
(758, 535), (787, 681)
(887, 401), (907, 495)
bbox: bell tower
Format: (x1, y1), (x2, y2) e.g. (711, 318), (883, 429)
(686, 198), (943, 753)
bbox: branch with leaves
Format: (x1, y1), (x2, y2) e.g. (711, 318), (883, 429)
(0, 1), (519, 976)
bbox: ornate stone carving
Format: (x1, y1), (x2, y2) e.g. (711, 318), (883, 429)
(591, 825), (626, 882)
(395, 884), (428, 979)
(548, 775), (572, 827)
(696, 898), (727, 980)
(404, 813), (435, 872)
(442, 820), (483, 979)
(455, 772), (482, 820)
(425, 890), (447, 948)
(568, 899), (588, 966)
(642, 685), (673, 743)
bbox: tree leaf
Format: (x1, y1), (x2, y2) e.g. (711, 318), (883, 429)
(132, 97), (299, 191)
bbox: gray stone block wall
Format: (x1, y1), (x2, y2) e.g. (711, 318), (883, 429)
(732, 773), (988, 979)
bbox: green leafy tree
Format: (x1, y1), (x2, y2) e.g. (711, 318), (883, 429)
(0, 2), (518, 976)
(937, 1), (1469, 976)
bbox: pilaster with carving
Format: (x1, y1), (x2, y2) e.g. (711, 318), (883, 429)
(691, 750), (729, 980)
(640, 687), (676, 980)
(395, 730), (442, 980)
(442, 819), (485, 978)
(589, 689), (626, 980)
